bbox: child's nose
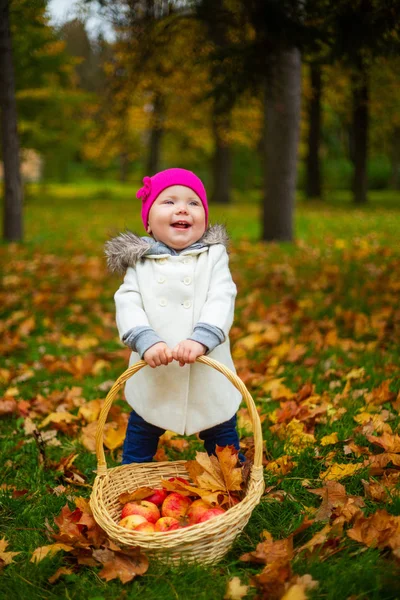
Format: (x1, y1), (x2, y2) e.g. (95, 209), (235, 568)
(176, 204), (188, 213)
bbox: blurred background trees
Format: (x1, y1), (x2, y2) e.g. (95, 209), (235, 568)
(1, 0), (400, 241)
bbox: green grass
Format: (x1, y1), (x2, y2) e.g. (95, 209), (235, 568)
(1, 184), (400, 598)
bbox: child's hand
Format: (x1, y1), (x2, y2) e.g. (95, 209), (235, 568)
(172, 340), (207, 367)
(143, 342), (173, 368)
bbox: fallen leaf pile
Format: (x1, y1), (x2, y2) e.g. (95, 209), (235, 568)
(1, 219), (400, 594)
(30, 497), (148, 584)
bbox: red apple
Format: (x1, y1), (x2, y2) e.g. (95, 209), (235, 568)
(197, 507), (226, 523)
(186, 499), (213, 525)
(161, 492), (192, 519)
(119, 514), (148, 530)
(154, 516), (181, 532)
(134, 521), (156, 533)
(121, 500), (160, 523)
(144, 488), (169, 506)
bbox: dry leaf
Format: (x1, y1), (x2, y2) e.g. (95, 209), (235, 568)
(265, 455), (296, 476)
(119, 487), (155, 504)
(0, 538), (20, 569)
(320, 463), (364, 481)
(31, 543), (74, 563)
(224, 576), (249, 600)
(48, 567), (74, 584)
(241, 534), (293, 564)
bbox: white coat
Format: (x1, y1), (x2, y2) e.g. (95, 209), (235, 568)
(106, 225), (242, 435)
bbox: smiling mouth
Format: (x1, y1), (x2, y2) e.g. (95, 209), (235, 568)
(171, 222), (191, 229)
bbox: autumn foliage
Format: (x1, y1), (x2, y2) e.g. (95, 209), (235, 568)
(1, 203), (400, 596)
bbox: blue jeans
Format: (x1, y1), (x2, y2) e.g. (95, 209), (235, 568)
(122, 409), (244, 464)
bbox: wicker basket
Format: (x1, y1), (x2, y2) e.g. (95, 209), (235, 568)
(90, 355), (265, 565)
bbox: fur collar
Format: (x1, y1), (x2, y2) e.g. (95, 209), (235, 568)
(105, 224), (229, 273)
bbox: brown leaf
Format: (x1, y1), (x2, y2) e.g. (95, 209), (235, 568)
(48, 567), (74, 584)
(309, 481), (348, 521)
(366, 432), (400, 453)
(241, 532), (293, 564)
(347, 509), (400, 550)
(252, 560), (292, 600)
(95, 547), (148, 584)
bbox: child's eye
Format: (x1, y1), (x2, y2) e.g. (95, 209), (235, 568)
(190, 201), (200, 206)
(164, 200), (174, 204)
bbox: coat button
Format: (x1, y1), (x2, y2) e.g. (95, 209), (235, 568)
(158, 258), (167, 264)
(159, 298), (167, 307)
(183, 276), (191, 285)
(183, 300), (192, 309)
(183, 257), (192, 264)
(158, 276), (166, 283)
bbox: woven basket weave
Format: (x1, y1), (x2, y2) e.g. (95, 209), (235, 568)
(90, 355), (265, 565)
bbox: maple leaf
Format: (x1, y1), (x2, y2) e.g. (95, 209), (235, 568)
(296, 524), (339, 555)
(93, 546), (148, 584)
(30, 543), (74, 563)
(265, 455), (296, 476)
(0, 538), (20, 570)
(48, 567), (74, 584)
(320, 462), (364, 481)
(308, 481), (348, 521)
(241, 531), (293, 564)
(347, 509), (400, 550)
(252, 559), (292, 600)
(184, 446), (244, 500)
(366, 431), (400, 453)
(320, 432), (339, 446)
(224, 576), (249, 600)
(119, 487), (155, 504)
(103, 415), (128, 450)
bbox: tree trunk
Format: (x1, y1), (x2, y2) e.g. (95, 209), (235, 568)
(262, 47), (302, 242)
(211, 112), (232, 204)
(351, 65), (369, 204)
(305, 62), (322, 199)
(146, 92), (164, 175)
(0, 0), (23, 241)
(389, 126), (400, 190)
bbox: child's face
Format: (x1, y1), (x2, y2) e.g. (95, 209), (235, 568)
(147, 185), (206, 250)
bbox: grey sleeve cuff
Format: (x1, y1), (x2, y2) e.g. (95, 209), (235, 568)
(188, 322), (225, 354)
(122, 326), (165, 359)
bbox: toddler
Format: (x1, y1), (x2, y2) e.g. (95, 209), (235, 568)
(106, 168), (243, 464)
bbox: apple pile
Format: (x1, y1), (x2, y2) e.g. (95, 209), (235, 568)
(118, 478), (226, 533)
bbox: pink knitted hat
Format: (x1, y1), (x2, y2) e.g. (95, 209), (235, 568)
(136, 168), (208, 230)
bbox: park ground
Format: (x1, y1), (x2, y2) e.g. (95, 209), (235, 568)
(1, 184), (400, 599)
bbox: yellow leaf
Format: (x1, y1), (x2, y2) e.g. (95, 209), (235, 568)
(320, 463), (363, 481)
(320, 433), (339, 446)
(30, 543), (74, 563)
(0, 538), (20, 567)
(345, 367), (365, 381)
(224, 576), (249, 600)
(263, 378), (293, 399)
(103, 421), (127, 450)
(266, 455), (296, 475)
(78, 400), (103, 423)
(281, 584), (307, 600)
(39, 412), (79, 428)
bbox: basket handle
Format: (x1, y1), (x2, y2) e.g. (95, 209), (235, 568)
(95, 355), (263, 475)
